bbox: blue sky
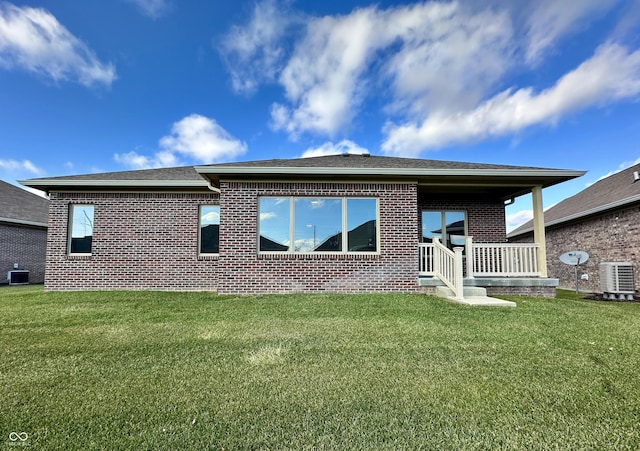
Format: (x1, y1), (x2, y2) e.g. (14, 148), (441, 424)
(1, 0), (639, 230)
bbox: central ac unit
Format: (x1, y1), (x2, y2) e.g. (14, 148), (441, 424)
(7, 270), (29, 285)
(600, 262), (635, 300)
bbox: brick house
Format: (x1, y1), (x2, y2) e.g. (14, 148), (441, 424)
(0, 180), (49, 284)
(22, 155), (583, 296)
(509, 162), (640, 294)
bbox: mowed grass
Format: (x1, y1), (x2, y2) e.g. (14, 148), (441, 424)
(1, 286), (639, 450)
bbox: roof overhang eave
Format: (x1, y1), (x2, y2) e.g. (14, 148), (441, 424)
(0, 216), (48, 228)
(195, 165), (585, 179)
(196, 166), (585, 192)
(19, 179), (218, 193)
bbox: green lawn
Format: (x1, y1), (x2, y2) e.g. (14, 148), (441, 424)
(1, 286), (639, 450)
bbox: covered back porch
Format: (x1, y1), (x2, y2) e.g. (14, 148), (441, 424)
(417, 186), (557, 300)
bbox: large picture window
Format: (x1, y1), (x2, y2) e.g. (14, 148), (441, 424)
(422, 210), (466, 249)
(259, 197), (378, 253)
(199, 206), (220, 254)
(69, 204), (94, 254)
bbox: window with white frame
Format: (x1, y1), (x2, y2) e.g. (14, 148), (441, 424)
(68, 204), (94, 254)
(199, 205), (220, 254)
(421, 210), (466, 249)
(259, 197), (378, 253)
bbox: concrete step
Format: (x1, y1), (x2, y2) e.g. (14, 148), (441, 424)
(436, 286), (487, 298)
(435, 286), (517, 307)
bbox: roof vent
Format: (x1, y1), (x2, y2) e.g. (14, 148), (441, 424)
(634, 171), (639, 183)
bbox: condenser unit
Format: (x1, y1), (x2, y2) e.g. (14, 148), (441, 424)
(600, 262), (635, 300)
(7, 270), (29, 285)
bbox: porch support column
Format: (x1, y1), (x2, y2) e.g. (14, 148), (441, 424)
(531, 185), (548, 278)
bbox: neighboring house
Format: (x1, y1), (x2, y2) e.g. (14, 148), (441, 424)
(0, 180), (49, 284)
(22, 155), (583, 296)
(509, 162), (640, 293)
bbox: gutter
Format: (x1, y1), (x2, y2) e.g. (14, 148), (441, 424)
(195, 166), (585, 179)
(0, 217), (48, 228)
(19, 179), (215, 194)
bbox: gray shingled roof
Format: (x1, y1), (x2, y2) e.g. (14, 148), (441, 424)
(21, 155), (583, 199)
(196, 155), (584, 198)
(201, 154), (557, 170)
(509, 162), (640, 237)
(21, 165), (211, 193)
(25, 165), (203, 182)
(0, 180), (49, 227)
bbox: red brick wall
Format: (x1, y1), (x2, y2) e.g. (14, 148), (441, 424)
(217, 181), (419, 294)
(45, 192), (219, 291)
(1, 223), (47, 284)
(418, 194), (507, 242)
(511, 205), (640, 293)
(44, 187), (511, 294)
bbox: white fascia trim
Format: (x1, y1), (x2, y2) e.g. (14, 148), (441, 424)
(508, 194), (640, 237)
(195, 166), (585, 179)
(0, 217), (48, 228)
(20, 179), (214, 189)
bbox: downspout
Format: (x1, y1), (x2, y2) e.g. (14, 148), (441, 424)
(206, 182), (221, 193)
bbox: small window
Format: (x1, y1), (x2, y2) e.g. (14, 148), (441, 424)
(69, 205), (94, 254)
(422, 210), (466, 250)
(199, 206), (220, 254)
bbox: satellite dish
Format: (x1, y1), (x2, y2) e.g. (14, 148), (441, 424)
(560, 251), (590, 294)
(559, 251), (589, 266)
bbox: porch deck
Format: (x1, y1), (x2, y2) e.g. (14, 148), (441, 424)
(418, 239), (558, 299)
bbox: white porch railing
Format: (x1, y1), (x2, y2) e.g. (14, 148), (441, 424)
(419, 237), (464, 300)
(471, 242), (539, 277)
(419, 238), (540, 279)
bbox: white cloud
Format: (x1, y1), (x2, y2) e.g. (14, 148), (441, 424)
(222, 0), (637, 153)
(0, 3), (116, 87)
(260, 212), (276, 221)
(114, 150), (178, 170)
(524, 0), (619, 65)
(115, 114), (247, 169)
(382, 43), (640, 156)
(271, 6), (387, 138)
(506, 209), (533, 232)
(159, 114), (247, 162)
(201, 210), (219, 223)
(124, 0), (170, 19)
(294, 238), (315, 252)
(382, 3), (513, 117)
(300, 140), (369, 158)
(0, 158), (43, 175)
(588, 156), (640, 185)
(223, 1), (514, 140)
(219, 0), (296, 94)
